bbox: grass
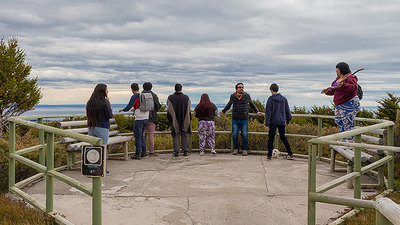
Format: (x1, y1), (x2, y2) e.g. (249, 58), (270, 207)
(0, 194), (55, 225)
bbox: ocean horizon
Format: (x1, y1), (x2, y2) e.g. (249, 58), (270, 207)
(21, 104), (379, 117)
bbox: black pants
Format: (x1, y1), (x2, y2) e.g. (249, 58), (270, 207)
(267, 124), (292, 157)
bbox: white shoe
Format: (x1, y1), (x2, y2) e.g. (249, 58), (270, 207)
(211, 149), (217, 155)
(200, 151), (205, 156)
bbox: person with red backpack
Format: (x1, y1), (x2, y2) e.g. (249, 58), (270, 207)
(119, 83), (149, 159)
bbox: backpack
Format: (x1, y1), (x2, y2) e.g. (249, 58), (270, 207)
(139, 92), (154, 111)
(357, 84), (363, 100)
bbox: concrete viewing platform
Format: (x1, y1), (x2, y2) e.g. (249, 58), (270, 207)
(23, 153), (376, 225)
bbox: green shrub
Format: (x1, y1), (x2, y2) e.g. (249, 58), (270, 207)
(0, 194), (55, 225)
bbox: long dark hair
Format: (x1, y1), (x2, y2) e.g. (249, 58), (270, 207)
(86, 83), (110, 127)
(196, 93), (214, 117)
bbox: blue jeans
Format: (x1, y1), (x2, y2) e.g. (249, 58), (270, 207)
(232, 119), (248, 150)
(88, 127), (109, 144)
(134, 119), (148, 155)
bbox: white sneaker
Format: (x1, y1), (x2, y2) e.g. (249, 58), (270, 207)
(211, 149), (217, 155)
(200, 151), (205, 156)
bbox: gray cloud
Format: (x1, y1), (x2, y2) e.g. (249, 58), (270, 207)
(1, 0), (399, 105)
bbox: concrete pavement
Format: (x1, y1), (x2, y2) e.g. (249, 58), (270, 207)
(24, 153), (376, 225)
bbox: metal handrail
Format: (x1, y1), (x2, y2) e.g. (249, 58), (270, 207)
(306, 115), (400, 225)
(8, 112), (400, 225)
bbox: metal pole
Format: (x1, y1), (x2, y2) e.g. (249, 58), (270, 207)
(387, 125), (394, 190)
(347, 161), (354, 189)
(92, 177), (102, 225)
(38, 118), (45, 166)
(274, 132), (279, 150)
(353, 134), (362, 199)
(317, 117), (322, 160)
(9, 122), (16, 188)
(308, 144), (317, 225)
(46, 132), (54, 214)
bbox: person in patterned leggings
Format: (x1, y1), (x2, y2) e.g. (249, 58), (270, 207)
(194, 93), (218, 156)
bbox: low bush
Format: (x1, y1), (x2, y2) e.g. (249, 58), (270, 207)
(0, 194), (55, 224)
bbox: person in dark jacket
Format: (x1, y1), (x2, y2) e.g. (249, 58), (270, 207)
(221, 83), (262, 156)
(87, 83), (113, 145)
(265, 83), (293, 160)
(167, 83), (192, 157)
(86, 83), (113, 175)
(143, 82), (162, 157)
(321, 62), (360, 142)
(194, 93), (218, 156)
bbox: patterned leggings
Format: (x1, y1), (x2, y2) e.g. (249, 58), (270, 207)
(334, 96), (360, 141)
(198, 120), (216, 150)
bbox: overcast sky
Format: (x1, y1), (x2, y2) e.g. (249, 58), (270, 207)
(1, 0), (400, 108)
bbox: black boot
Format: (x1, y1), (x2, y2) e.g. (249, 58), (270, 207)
(131, 154), (141, 160)
(173, 151), (179, 157)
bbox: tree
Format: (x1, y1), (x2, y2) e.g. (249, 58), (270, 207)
(375, 93), (400, 122)
(0, 37), (42, 138)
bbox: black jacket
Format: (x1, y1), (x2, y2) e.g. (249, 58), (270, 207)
(222, 92), (259, 120)
(167, 92), (192, 134)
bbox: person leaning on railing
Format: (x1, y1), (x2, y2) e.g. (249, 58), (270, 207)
(321, 62), (360, 142)
(220, 82), (262, 156)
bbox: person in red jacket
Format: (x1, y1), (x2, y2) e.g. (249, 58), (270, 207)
(321, 62), (360, 142)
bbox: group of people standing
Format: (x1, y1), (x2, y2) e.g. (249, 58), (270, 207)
(86, 61), (361, 164)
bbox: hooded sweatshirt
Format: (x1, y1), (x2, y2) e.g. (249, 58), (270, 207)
(264, 93), (292, 126)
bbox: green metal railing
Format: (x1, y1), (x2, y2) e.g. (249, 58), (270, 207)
(8, 113), (400, 224)
(8, 115), (103, 225)
(307, 116), (400, 225)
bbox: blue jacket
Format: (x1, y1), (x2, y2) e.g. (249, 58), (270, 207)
(265, 93), (292, 126)
(122, 93), (140, 113)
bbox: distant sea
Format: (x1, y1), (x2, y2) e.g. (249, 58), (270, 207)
(22, 104), (378, 117)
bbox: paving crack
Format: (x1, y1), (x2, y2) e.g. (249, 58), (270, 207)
(185, 196), (196, 225)
(260, 156), (270, 193)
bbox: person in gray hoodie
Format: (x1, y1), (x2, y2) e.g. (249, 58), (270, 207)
(264, 83), (293, 160)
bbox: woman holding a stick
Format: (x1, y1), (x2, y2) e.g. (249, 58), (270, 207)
(321, 62), (361, 142)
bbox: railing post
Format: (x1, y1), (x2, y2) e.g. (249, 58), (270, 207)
(231, 128), (234, 152)
(38, 118), (45, 166)
(92, 177), (102, 225)
(308, 144), (317, 225)
(347, 161), (354, 189)
(387, 125), (394, 190)
(46, 132), (54, 214)
(67, 117), (75, 169)
(378, 133), (385, 188)
(317, 117), (322, 160)
(353, 134), (362, 199)
(8, 122), (16, 189)
(189, 133), (193, 152)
